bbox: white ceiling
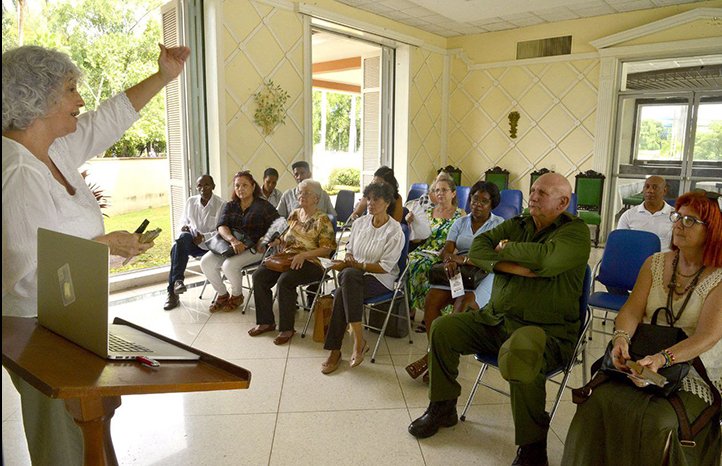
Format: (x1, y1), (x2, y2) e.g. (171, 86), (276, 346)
(335, 0), (702, 38)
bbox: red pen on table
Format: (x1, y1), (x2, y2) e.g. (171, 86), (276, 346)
(136, 355), (160, 368)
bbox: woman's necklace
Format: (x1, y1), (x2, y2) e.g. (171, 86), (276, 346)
(668, 250), (706, 297)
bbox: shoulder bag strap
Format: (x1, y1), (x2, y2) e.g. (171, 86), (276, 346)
(667, 357), (721, 444)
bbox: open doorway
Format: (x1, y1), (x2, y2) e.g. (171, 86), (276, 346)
(311, 28), (395, 200)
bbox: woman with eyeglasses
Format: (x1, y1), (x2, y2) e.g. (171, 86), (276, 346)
(200, 171), (279, 312)
(406, 176), (466, 325)
(405, 181), (505, 381)
(563, 190), (722, 466)
(249, 179), (336, 345)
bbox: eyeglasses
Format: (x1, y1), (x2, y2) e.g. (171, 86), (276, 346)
(434, 188), (451, 193)
(470, 198), (491, 206)
(670, 211), (706, 228)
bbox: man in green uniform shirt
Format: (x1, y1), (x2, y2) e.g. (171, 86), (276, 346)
(408, 173), (591, 466)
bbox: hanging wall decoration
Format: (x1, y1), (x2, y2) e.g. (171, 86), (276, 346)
(508, 111), (520, 139)
(253, 80), (290, 136)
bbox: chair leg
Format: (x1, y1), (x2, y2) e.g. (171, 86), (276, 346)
(301, 290), (318, 338)
(199, 280), (209, 299)
(460, 364), (488, 421)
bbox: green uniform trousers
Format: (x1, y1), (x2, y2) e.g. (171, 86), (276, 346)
(428, 309), (569, 446)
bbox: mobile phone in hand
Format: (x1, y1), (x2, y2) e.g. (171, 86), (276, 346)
(134, 219), (150, 234)
(140, 228), (162, 243)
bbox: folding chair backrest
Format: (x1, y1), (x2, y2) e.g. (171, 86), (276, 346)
(597, 229), (660, 291)
(575, 170), (605, 212)
(327, 213), (338, 234)
(456, 186), (471, 213)
(335, 189), (356, 224)
(499, 189), (523, 215)
(398, 224), (411, 276)
(566, 192), (578, 216)
(408, 183), (428, 202)
(492, 204), (518, 220)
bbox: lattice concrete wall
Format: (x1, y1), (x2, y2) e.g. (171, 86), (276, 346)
(448, 54), (600, 200)
(222, 1), (304, 193)
(407, 46), (446, 187)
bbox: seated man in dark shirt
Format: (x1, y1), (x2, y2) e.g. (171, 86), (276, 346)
(408, 173), (591, 466)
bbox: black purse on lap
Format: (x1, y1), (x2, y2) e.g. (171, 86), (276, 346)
(429, 262), (487, 290)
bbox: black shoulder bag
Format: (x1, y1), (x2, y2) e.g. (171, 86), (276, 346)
(572, 252), (720, 444)
(205, 229), (256, 257)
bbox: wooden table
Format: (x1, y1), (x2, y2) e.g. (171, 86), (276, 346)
(2, 316), (251, 466)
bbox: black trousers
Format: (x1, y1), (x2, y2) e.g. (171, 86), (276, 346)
(252, 261), (324, 332)
(323, 268), (390, 350)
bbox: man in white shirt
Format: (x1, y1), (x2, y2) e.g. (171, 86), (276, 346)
(616, 175), (674, 252)
(164, 175), (224, 310)
(276, 161), (337, 218)
(260, 167), (282, 208)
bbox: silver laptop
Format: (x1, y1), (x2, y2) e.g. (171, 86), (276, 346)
(37, 228), (199, 361)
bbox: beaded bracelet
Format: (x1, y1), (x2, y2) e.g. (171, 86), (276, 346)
(612, 329), (631, 346)
(660, 349), (676, 368)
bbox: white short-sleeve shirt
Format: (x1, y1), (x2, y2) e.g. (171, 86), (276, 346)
(616, 202), (674, 252)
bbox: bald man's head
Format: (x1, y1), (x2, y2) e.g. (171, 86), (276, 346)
(643, 176), (667, 211)
(528, 173), (572, 228)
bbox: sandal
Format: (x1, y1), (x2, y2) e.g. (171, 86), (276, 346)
(405, 354), (428, 379)
(209, 294), (230, 313)
(223, 294), (244, 312)
(414, 321), (427, 333)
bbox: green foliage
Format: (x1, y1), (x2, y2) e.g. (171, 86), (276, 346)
(103, 205), (171, 273)
(325, 185), (360, 196)
(328, 168), (360, 187)
(312, 90), (361, 152)
(639, 119), (663, 150)
(2, 0), (165, 157)
(254, 80), (290, 136)
(694, 120), (722, 161)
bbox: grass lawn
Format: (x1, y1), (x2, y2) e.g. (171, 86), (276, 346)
(103, 206), (172, 274)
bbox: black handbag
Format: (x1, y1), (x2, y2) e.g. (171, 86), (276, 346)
(429, 262), (487, 291)
(204, 229), (255, 257)
(599, 306), (690, 397)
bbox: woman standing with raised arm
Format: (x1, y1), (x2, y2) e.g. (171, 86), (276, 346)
(2, 43), (190, 466)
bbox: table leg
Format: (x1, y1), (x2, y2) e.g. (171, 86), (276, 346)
(65, 395), (122, 466)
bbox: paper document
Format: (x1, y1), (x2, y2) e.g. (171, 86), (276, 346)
(319, 257), (337, 269)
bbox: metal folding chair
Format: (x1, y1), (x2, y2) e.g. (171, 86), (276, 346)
(460, 265), (592, 424)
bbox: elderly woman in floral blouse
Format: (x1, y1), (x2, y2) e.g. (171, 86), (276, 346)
(249, 179), (337, 346)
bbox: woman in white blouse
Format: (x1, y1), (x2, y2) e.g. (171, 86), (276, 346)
(2, 44), (189, 465)
(321, 182), (405, 374)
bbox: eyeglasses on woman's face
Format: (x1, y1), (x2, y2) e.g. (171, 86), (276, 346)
(434, 188), (451, 194)
(670, 211), (706, 228)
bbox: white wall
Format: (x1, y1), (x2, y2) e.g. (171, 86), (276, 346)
(84, 158), (168, 216)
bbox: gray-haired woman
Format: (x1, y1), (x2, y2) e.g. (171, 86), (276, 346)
(249, 179), (337, 346)
(2, 44), (189, 466)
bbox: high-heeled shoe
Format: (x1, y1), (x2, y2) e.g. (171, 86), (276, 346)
(350, 340), (369, 368)
(321, 350), (342, 375)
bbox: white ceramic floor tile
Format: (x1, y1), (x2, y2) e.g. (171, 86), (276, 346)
(192, 322), (291, 360)
(279, 356), (407, 412)
(113, 411), (277, 466)
(271, 409), (424, 466)
(2, 368), (21, 422)
(2, 418), (31, 466)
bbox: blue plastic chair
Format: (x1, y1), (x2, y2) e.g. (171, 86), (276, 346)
(492, 204), (518, 220)
(499, 189), (523, 215)
(588, 230), (660, 337)
(335, 189), (356, 224)
(363, 223), (413, 362)
(407, 183), (429, 202)
(460, 265), (592, 423)
(456, 186), (471, 213)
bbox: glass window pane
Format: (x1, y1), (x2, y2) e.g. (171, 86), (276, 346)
(635, 104), (687, 162)
(693, 102), (722, 162)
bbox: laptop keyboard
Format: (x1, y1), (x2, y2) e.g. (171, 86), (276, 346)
(109, 333), (153, 353)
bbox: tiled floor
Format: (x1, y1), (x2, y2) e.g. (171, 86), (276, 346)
(2, 250), (606, 465)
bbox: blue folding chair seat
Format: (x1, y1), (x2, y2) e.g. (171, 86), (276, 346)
(588, 229), (660, 337)
(407, 183), (429, 202)
(460, 265), (592, 423)
(456, 186), (471, 213)
(492, 204), (518, 220)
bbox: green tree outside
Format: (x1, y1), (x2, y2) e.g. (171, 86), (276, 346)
(2, 0), (165, 158)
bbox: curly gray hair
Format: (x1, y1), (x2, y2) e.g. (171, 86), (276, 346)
(2, 46), (81, 132)
(298, 179), (323, 200)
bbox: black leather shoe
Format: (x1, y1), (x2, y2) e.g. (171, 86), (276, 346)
(163, 292), (180, 311)
(511, 438), (548, 466)
(173, 280), (187, 294)
(408, 399), (458, 438)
